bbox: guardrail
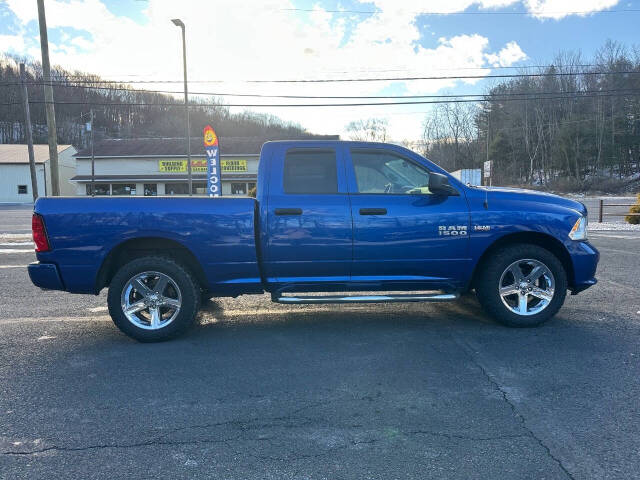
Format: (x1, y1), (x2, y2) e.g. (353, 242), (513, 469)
(597, 199), (639, 222)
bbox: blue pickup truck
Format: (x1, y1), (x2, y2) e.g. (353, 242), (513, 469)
(29, 140), (598, 341)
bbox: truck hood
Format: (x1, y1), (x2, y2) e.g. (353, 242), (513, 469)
(474, 186), (587, 215)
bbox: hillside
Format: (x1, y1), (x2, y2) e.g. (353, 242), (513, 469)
(0, 54), (320, 148)
(419, 41), (640, 192)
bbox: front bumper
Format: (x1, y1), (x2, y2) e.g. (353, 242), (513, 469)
(28, 262), (65, 291)
(568, 241), (599, 294)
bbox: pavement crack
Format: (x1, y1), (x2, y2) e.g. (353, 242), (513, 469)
(3, 402), (333, 457)
(2, 437), (236, 456)
(454, 336), (576, 480)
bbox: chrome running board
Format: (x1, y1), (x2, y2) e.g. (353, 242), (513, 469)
(274, 292), (459, 304)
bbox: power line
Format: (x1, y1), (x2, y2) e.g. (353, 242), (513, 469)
(409, 113), (637, 143)
(281, 7), (640, 16)
(2, 80), (639, 100)
(2, 91), (639, 108)
(3, 69), (638, 86)
(233, 70), (640, 84)
(128, 1), (640, 16)
(55, 63), (608, 77)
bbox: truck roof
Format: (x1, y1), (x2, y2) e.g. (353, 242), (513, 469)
(262, 139), (411, 150)
(264, 139), (394, 146)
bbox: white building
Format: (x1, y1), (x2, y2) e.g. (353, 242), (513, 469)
(72, 137), (264, 196)
(71, 136), (339, 196)
(0, 144), (76, 203)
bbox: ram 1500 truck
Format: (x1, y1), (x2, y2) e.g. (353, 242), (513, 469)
(28, 141), (599, 341)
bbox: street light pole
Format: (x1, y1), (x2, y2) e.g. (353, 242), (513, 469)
(171, 18), (192, 196)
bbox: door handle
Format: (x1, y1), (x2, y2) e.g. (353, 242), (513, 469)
(359, 208), (387, 215)
(275, 208), (303, 216)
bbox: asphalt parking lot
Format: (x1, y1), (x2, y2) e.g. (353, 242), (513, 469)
(1, 205), (639, 479)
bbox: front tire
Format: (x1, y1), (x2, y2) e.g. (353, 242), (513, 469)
(107, 256), (200, 342)
(475, 244), (567, 327)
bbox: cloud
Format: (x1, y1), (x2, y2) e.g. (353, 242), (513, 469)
(0, 33), (24, 53)
(525, 0), (620, 19)
(1, 0), (533, 141)
(70, 36), (93, 51)
(485, 41), (527, 66)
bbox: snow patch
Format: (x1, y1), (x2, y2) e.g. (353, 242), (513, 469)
(589, 223), (640, 231)
(0, 234), (31, 240)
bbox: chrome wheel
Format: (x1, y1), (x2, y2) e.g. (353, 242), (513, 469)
(498, 259), (555, 316)
(120, 271), (182, 330)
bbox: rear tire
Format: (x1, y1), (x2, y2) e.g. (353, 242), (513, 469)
(475, 244), (567, 327)
(107, 256), (200, 342)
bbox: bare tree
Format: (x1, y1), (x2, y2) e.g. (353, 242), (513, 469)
(421, 102), (481, 171)
(345, 118), (389, 142)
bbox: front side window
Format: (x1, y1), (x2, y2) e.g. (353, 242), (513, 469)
(283, 149), (338, 194)
(351, 150), (431, 194)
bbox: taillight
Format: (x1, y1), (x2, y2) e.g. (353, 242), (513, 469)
(32, 213), (50, 252)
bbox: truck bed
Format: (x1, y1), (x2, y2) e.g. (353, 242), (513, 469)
(33, 196), (263, 295)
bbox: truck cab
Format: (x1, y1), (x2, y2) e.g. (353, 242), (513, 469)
(257, 141), (471, 294)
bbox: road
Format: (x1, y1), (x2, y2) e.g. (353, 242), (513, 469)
(1, 206), (640, 479)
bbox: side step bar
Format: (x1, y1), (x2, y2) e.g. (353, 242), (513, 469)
(274, 292), (459, 304)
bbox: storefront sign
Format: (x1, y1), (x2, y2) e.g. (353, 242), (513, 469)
(204, 125), (222, 197)
(221, 159), (248, 172)
(158, 159), (207, 173)
(192, 159), (207, 172)
(159, 160), (186, 172)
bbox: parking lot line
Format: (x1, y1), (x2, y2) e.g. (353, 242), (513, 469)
(0, 315), (112, 324)
(597, 247), (640, 255)
(603, 279), (636, 293)
(0, 306), (366, 325)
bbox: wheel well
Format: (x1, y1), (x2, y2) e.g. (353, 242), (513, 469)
(470, 232), (574, 290)
(95, 237), (208, 293)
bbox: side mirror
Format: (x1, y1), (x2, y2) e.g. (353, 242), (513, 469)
(428, 172), (459, 196)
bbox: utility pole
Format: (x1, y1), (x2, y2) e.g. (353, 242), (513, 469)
(19, 63), (39, 202)
(37, 0), (60, 196)
(172, 19), (192, 196)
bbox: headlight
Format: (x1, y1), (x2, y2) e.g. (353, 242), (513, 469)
(569, 216), (587, 241)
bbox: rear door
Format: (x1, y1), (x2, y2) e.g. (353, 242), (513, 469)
(346, 148), (470, 289)
(263, 145), (352, 286)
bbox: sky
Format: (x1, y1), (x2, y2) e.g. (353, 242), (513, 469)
(0, 0), (639, 142)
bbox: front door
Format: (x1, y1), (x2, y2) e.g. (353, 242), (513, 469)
(263, 146), (352, 287)
(346, 148), (470, 290)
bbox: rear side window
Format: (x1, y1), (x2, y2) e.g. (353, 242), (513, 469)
(283, 149), (338, 194)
